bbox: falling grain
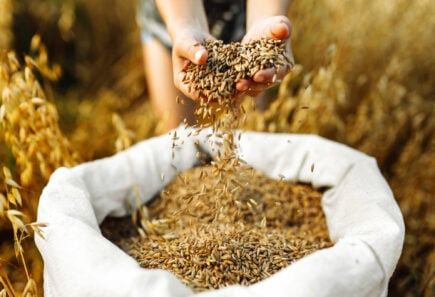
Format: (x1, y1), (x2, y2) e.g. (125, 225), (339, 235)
(102, 165), (332, 293)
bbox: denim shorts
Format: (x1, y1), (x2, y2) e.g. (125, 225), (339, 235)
(137, 0), (246, 49)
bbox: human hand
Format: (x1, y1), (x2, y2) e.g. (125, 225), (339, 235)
(171, 28), (214, 101)
(172, 17), (293, 102)
(236, 16), (294, 97)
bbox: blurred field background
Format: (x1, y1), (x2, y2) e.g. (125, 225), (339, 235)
(0, 0), (433, 296)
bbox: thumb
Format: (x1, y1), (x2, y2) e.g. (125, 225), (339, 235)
(174, 33), (209, 65)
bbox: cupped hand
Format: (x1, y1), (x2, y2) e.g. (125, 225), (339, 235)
(172, 29), (214, 101)
(236, 16), (294, 97)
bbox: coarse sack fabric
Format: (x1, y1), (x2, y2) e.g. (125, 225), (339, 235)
(35, 127), (405, 297)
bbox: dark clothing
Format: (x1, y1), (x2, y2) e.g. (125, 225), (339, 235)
(138, 0), (246, 49)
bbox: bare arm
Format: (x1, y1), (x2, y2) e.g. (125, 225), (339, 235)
(246, 0), (290, 30)
(236, 0), (293, 97)
(155, 0), (208, 43)
(154, 0), (293, 101)
(155, 0), (213, 99)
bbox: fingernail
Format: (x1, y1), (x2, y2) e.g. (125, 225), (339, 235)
(194, 50), (203, 64)
(255, 73), (266, 83)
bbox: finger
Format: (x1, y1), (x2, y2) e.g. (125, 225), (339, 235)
(235, 88), (263, 99)
(173, 32), (214, 101)
(270, 17), (291, 40)
(173, 34), (209, 65)
(242, 16), (291, 43)
(252, 64), (289, 83)
(235, 79), (250, 93)
(181, 42), (208, 65)
(236, 79), (273, 95)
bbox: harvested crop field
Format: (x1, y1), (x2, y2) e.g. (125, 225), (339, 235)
(0, 0), (434, 296)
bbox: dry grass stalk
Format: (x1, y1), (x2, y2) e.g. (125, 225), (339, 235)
(0, 39), (80, 187)
(0, 36), (75, 296)
(0, 166), (46, 297)
(112, 112), (135, 152)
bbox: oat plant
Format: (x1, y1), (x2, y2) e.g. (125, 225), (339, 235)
(0, 166), (46, 297)
(0, 35), (80, 296)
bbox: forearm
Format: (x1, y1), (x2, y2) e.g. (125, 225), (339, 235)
(247, 0), (290, 29)
(155, 0), (209, 40)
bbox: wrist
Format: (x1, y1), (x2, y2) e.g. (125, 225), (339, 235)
(169, 20), (209, 41)
(247, 0), (290, 29)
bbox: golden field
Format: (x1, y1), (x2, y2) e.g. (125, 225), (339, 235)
(0, 0), (433, 296)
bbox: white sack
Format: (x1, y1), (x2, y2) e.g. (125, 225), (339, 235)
(35, 127), (405, 297)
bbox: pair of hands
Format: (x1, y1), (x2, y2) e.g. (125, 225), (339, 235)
(172, 16), (294, 101)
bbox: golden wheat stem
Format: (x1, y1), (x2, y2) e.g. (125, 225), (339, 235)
(0, 264), (17, 297)
(18, 233), (31, 282)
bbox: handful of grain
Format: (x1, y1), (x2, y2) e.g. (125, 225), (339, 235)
(103, 165), (332, 292)
(182, 38), (290, 169)
(184, 38), (290, 103)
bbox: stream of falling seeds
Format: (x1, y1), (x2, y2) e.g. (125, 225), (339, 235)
(183, 38), (292, 212)
(101, 39), (333, 292)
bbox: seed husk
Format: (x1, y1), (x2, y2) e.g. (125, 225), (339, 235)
(102, 165), (332, 293)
